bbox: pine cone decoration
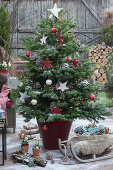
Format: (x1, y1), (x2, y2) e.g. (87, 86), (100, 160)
(34, 156), (47, 167)
(46, 151), (53, 160)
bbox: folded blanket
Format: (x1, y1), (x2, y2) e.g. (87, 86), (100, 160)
(0, 84), (10, 116)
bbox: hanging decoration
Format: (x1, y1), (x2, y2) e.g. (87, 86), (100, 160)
(52, 107), (62, 114)
(89, 95), (95, 101)
(72, 59), (79, 67)
(59, 32), (63, 44)
(50, 102), (56, 109)
(20, 91), (30, 100)
(36, 82), (41, 89)
(51, 28), (57, 33)
(67, 57), (72, 62)
(47, 3), (63, 18)
(51, 46), (56, 52)
(26, 52), (31, 57)
(67, 49), (72, 62)
(43, 58), (52, 68)
(62, 63), (70, 68)
(31, 99), (37, 105)
(40, 35), (48, 44)
(46, 79), (52, 85)
(42, 125), (48, 131)
(36, 59), (43, 67)
(56, 82), (69, 92)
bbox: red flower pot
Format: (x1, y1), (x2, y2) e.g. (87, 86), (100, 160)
(32, 148), (40, 157)
(0, 70), (7, 74)
(21, 145), (29, 154)
(37, 119), (72, 150)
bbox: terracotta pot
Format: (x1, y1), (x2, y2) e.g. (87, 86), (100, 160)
(37, 119), (72, 150)
(32, 148), (40, 157)
(21, 145), (29, 154)
(0, 70), (7, 74)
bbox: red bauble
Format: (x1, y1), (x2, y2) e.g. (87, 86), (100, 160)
(89, 95), (95, 101)
(51, 28), (57, 33)
(26, 52), (30, 57)
(67, 57), (72, 62)
(42, 126), (48, 131)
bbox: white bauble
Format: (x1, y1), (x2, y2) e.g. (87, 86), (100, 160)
(94, 69), (98, 75)
(46, 79), (52, 85)
(31, 99), (37, 105)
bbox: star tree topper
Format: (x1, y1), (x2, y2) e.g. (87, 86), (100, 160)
(47, 3), (63, 18)
(43, 58), (52, 68)
(40, 35), (48, 44)
(57, 82), (69, 92)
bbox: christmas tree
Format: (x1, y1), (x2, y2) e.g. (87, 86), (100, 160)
(11, 4), (111, 123)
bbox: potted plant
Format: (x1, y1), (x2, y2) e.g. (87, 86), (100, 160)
(32, 136), (41, 157)
(21, 135), (29, 154)
(11, 4), (111, 150)
(0, 61), (11, 74)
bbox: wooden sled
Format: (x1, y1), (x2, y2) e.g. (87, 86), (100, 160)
(58, 135), (113, 163)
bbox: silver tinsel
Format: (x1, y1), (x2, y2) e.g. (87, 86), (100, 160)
(36, 59), (43, 67)
(62, 63), (70, 68)
(25, 86), (32, 91)
(50, 102), (56, 109)
(51, 46), (56, 52)
(36, 82), (41, 89)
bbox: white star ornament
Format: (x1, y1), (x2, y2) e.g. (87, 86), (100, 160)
(20, 91), (30, 100)
(57, 82), (69, 92)
(47, 3), (63, 18)
(40, 35), (48, 44)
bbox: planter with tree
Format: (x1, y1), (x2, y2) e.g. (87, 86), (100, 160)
(11, 4), (111, 149)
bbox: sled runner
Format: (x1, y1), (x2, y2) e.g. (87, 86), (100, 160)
(58, 134), (113, 163)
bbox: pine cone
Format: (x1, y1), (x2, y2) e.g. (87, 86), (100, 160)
(46, 151), (53, 160)
(34, 156), (47, 167)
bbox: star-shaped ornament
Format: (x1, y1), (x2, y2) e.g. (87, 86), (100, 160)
(57, 82), (69, 92)
(43, 58), (52, 68)
(20, 91), (30, 100)
(72, 59), (79, 67)
(52, 107), (62, 114)
(40, 35), (48, 44)
(47, 3), (63, 18)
